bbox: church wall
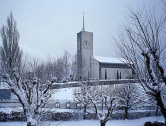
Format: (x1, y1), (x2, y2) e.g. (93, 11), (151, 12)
(81, 31), (93, 80)
(90, 58), (99, 79)
(81, 31), (93, 58)
(77, 32), (82, 78)
(77, 31), (93, 80)
(101, 68), (106, 79)
(100, 67), (132, 80)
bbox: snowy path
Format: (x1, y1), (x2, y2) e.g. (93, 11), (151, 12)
(0, 116), (164, 126)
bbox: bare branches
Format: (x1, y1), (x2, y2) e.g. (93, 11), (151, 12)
(115, 84), (146, 119)
(74, 83), (119, 125)
(0, 12), (56, 125)
(114, 6), (166, 123)
(1, 12), (23, 76)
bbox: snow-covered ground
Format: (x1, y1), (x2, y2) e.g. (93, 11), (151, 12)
(5, 84), (142, 103)
(49, 85), (121, 102)
(50, 88), (74, 101)
(0, 116), (164, 126)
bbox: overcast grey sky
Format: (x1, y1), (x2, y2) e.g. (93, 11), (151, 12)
(0, 0), (164, 59)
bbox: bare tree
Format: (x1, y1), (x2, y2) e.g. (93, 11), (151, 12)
(74, 83), (119, 126)
(114, 7), (166, 123)
(0, 13), (55, 126)
(91, 86), (119, 126)
(162, 0), (166, 13)
(33, 52), (71, 83)
(1, 12), (23, 76)
(115, 84), (145, 119)
(73, 83), (97, 119)
(1, 58), (56, 126)
(62, 50), (70, 80)
(32, 58), (56, 84)
(71, 54), (77, 81)
(54, 56), (64, 81)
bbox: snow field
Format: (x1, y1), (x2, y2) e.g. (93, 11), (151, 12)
(50, 88), (74, 101)
(0, 116), (164, 126)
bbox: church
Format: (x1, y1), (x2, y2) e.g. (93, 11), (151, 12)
(77, 15), (133, 80)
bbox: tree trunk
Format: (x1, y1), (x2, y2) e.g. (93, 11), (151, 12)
(100, 120), (106, 126)
(27, 120), (38, 126)
(27, 118), (39, 126)
(93, 103), (98, 118)
(26, 113), (40, 126)
(156, 92), (166, 124)
(124, 107), (128, 119)
(27, 122), (35, 126)
(83, 105), (87, 120)
(155, 106), (159, 116)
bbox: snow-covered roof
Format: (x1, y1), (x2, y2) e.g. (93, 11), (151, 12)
(94, 56), (128, 64)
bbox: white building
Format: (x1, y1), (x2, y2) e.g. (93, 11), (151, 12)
(77, 15), (133, 80)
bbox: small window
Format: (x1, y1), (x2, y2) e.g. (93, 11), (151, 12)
(66, 102), (71, 108)
(55, 101), (60, 108)
(76, 103), (81, 107)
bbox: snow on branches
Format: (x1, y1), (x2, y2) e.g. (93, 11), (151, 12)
(0, 68), (55, 126)
(74, 83), (119, 126)
(114, 7), (166, 124)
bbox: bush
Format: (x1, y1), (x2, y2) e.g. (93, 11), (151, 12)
(144, 121), (165, 126)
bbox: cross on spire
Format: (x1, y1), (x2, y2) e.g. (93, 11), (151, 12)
(82, 12), (85, 31)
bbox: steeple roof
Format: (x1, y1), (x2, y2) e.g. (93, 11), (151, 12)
(82, 12), (85, 31)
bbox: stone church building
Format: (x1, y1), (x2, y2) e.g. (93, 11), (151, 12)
(77, 15), (133, 80)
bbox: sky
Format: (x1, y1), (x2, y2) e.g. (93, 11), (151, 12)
(0, 0), (164, 60)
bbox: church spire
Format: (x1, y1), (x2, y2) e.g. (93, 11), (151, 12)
(82, 12), (85, 31)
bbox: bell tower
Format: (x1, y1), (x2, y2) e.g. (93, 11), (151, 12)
(77, 13), (93, 80)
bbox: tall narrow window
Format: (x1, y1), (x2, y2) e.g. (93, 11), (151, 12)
(105, 69), (107, 80)
(117, 70), (119, 79)
(120, 72), (122, 79)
